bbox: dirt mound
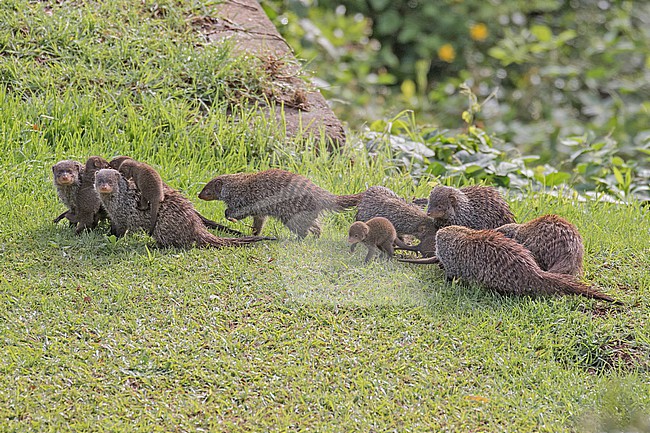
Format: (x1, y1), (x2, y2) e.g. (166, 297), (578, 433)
(203, 0), (346, 148)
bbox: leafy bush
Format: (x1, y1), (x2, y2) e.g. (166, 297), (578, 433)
(356, 86), (650, 202)
(267, 0), (650, 169)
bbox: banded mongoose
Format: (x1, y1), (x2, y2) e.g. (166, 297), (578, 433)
(435, 225), (618, 303)
(354, 186), (438, 254)
(110, 155), (242, 236)
(94, 169), (273, 249)
(427, 185), (515, 229)
(198, 168), (363, 238)
(73, 156), (110, 233)
(52, 157), (110, 232)
(52, 159), (84, 225)
(117, 159), (165, 235)
(495, 214), (584, 276)
(348, 217), (409, 263)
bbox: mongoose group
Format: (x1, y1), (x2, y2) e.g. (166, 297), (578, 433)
(51, 159), (619, 303)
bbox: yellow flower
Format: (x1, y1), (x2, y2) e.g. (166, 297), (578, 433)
(470, 23), (489, 41)
(437, 44), (456, 63)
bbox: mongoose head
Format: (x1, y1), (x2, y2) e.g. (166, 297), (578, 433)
(52, 160), (83, 186)
(85, 156), (110, 173)
(109, 155), (134, 170)
(198, 177), (224, 201)
(427, 186), (456, 219)
(348, 221), (369, 244)
(94, 169), (122, 195)
(494, 223), (519, 239)
(117, 159), (140, 180)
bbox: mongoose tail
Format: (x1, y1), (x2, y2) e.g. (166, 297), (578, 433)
(397, 256), (440, 264)
(543, 272), (622, 304)
(335, 192), (364, 209)
(196, 213), (244, 236)
(201, 234), (277, 248)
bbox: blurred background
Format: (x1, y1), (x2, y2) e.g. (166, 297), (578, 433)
(263, 0), (650, 167)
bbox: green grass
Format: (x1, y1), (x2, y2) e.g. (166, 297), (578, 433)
(1, 1), (650, 431)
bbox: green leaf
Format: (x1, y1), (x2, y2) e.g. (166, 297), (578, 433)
(488, 46), (508, 60)
(401, 79), (416, 100)
(369, 119), (387, 132)
(556, 29), (577, 43)
(612, 166), (624, 186)
(546, 171), (572, 186)
(531, 25), (553, 42)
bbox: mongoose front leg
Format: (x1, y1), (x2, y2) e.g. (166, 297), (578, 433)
(364, 245), (379, 263)
(252, 215), (267, 236)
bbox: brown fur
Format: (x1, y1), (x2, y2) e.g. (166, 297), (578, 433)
(355, 186), (439, 256)
(73, 156), (110, 233)
(348, 217), (408, 263)
(95, 169), (273, 248)
(110, 155), (242, 235)
(435, 226), (618, 303)
(118, 159), (165, 234)
(52, 157), (110, 233)
(495, 214), (584, 276)
(52, 159), (84, 225)
(427, 185), (515, 229)
(198, 169), (363, 238)
(108, 155), (134, 171)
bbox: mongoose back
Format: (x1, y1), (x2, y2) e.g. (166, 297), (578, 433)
(355, 186), (438, 239)
(52, 159), (84, 225)
(94, 169), (273, 248)
(348, 217), (408, 263)
(427, 185), (515, 229)
(118, 160), (165, 234)
(354, 186), (438, 256)
(109, 155), (242, 236)
(495, 214), (584, 276)
(435, 225), (617, 303)
(198, 168), (363, 238)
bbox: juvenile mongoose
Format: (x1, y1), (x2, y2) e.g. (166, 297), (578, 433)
(52, 159), (84, 225)
(72, 156), (111, 233)
(94, 169), (273, 248)
(117, 159), (165, 234)
(198, 169), (363, 238)
(427, 185), (515, 229)
(348, 217), (409, 263)
(108, 155), (133, 171)
(110, 155), (243, 236)
(435, 225), (618, 303)
(354, 186), (438, 255)
(495, 214), (584, 276)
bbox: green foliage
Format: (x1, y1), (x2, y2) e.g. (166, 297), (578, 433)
(267, 0), (650, 168)
(359, 87), (649, 201)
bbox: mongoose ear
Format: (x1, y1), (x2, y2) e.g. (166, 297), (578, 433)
(75, 161), (83, 172)
(449, 195), (457, 206)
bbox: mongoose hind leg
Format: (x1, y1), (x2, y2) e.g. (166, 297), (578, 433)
(285, 212), (319, 239)
(380, 241), (395, 260)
